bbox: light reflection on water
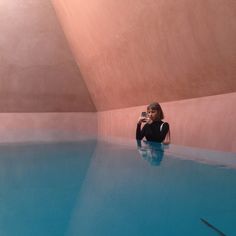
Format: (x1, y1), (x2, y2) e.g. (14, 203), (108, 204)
(0, 139), (235, 236)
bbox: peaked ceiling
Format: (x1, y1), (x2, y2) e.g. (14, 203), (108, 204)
(51, 0), (236, 111)
(1, 0), (235, 112)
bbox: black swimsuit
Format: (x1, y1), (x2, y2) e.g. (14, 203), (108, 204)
(136, 120), (169, 142)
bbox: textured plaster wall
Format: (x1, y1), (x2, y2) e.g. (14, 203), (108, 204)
(51, 0), (236, 111)
(0, 0), (95, 112)
(51, 0), (236, 151)
(97, 93), (236, 152)
(0, 1), (235, 151)
(0, 113), (97, 143)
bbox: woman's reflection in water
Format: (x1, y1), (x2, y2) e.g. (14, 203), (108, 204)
(136, 140), (165, 166)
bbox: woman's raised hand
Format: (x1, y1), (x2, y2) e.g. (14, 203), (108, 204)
(137, 116), (151, 124)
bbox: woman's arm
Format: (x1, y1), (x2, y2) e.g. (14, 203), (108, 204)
(159, 123), (170, 142)
(136, 123), (145, 140)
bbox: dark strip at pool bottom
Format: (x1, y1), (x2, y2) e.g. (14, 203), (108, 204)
(200, 218), (226, 236)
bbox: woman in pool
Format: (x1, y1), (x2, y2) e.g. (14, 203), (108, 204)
(136, 102), (170, 143)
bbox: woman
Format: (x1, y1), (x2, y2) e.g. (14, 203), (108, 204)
(136, 102), (170, 143)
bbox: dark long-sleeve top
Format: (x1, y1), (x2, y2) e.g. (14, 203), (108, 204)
(136, 120), (169, 143)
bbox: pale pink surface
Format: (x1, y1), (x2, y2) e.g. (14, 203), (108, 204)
(0, 113), (97, 143)
(97, 93), (236, 152)
(0, 93), (235, 152)
(52, 0), (236, 111)
(0, 0), (95, 112)
(0, 1), (235, 153)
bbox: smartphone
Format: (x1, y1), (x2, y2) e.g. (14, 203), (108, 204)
(141, 112), (147, 117)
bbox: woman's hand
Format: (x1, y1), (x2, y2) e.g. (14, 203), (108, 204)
(137, 116), (148, 124)
(137, 117), (152, 124)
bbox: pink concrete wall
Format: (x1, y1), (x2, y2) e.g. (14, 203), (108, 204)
(0, 0), (235, 152)
(97, 93), (236, 152)
(51, 0), (236, 111)
(0, 0), (95, 112)
(0, 113), (97, 143)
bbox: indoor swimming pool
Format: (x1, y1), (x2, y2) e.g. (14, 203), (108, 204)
(0, 138), (235, 236)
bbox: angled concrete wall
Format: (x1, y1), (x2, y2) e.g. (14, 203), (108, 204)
(0, 0), (95, 112)
(51, 0), (236, 110)
(0, 113), (97, 143)
(0, 1), (235, 151)
(51, 0), (236, 152)
(97, 93), (236, 152)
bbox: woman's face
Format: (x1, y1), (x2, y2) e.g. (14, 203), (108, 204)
(147, 109), (158, 121)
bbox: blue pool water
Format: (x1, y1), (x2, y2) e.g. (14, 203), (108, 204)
(0, 139), (236, 236)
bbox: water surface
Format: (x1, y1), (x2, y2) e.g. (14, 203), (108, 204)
(0, 139), (235, 236)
